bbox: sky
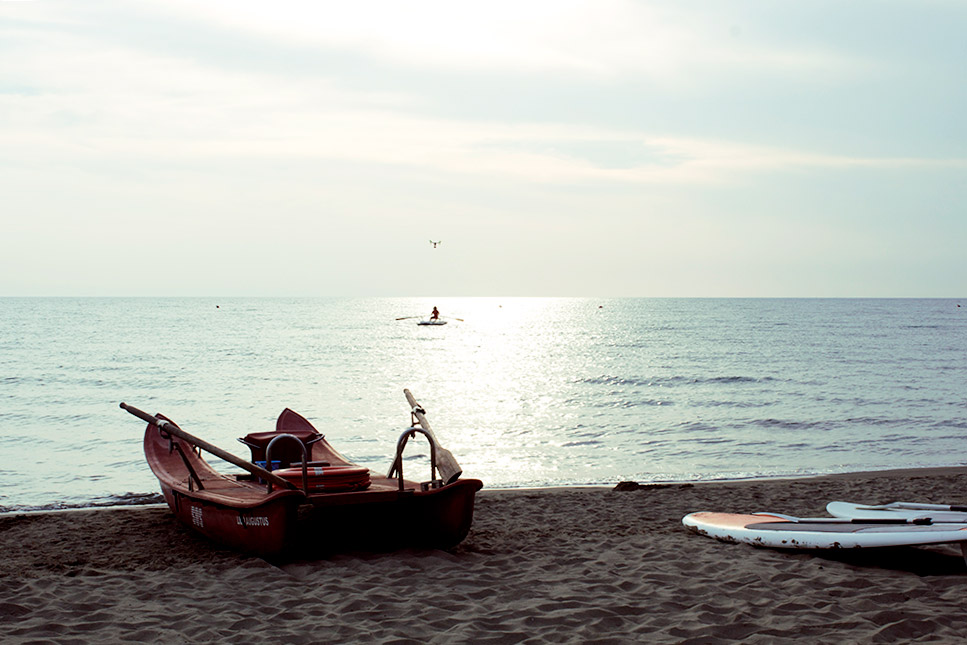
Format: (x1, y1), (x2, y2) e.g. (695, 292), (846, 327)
(1, 0), (965, 297)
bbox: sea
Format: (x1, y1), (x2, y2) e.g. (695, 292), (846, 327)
(1, 297), (965, 513)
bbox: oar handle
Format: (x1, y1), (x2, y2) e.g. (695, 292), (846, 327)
(120, 403), (297, 491)
(120, 402), (166, 427)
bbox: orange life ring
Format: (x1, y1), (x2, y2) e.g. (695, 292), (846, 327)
(273, 464), (371, 492)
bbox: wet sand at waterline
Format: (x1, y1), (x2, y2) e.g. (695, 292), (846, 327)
(4, 468), (967, 643)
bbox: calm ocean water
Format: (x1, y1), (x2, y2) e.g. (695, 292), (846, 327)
(1, 297), (965, 512)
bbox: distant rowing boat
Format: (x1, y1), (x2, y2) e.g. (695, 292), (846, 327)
(418, 319), (447, 326)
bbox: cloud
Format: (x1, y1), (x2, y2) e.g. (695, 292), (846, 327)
(147, 0), (873, 82)
(4, 0), (941, 190)
(6, 64), (962, 188)
(3, 4), (963, 201)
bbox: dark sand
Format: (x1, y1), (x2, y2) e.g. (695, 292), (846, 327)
(4, 468), (967, 643)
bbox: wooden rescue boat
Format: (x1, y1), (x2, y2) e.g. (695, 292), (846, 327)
(122, 390), (482, 557)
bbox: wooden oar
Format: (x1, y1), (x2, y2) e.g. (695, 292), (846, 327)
(402, 389), (462, 484)
(442, 316), (464, 322)
(395, 316), (420, 320)
(120, 403), (296, 491)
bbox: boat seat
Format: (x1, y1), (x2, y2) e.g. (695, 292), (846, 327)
(238, 429), (323, 467)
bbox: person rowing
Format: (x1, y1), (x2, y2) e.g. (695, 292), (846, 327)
(430, 307), (440, 321)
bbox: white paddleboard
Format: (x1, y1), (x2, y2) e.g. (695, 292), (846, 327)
(683, 511), (967, 550)
(826, 501), (967, 523)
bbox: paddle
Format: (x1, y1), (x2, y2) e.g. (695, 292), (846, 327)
(756, 513), (947, 526)
(395, 389), (462, 485)
(882, 502), (967, 513)
(395, 316), (421, 321)
(442, 316), (464, 322)
(119, 403), (296, 491)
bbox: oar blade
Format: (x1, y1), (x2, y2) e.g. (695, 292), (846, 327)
(402, 389), (463, 484)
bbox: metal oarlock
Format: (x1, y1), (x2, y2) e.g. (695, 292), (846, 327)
(264, 433), (308, 493)
(389, 426), (442, 491)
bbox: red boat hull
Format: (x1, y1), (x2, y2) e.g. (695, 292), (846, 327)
(158, 483), (301, 555)
(143, 409), (482, 556)
(270, 408), (482, 549)
(300, 477), (483, 551)
(144, 415), (306, 556)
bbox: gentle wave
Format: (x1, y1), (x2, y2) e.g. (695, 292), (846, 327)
(0, 492), (165, 515)
(578, 374), (779, 387)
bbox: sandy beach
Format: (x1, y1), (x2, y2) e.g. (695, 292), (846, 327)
(4, 468), (967, 643)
